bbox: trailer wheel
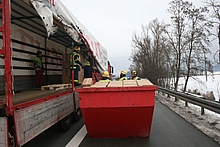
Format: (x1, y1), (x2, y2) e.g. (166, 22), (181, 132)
(72, 108), (82, 122)
(59, 114), (73, 132)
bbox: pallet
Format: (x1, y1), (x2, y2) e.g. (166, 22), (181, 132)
(41, 84), (72, 90)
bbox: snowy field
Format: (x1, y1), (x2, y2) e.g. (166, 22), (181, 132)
(156, 73), (220, 145)
(178, 72), (220, 102)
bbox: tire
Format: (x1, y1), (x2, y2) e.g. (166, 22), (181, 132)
(72, 108), (82, 122)
(59, 114), (73, 132)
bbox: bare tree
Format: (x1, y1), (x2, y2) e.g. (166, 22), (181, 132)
(130, 19), (169, 85)
(206, 0), (220, 63)
(165, 0), (192, 102)
(167, 0), (192, 93)
(183, 4), (212, 106)
(130, 0), (215, 95)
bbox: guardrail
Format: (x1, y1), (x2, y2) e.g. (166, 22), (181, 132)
(157, 87), (220, 115)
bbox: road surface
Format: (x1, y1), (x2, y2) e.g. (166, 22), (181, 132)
(23, 100), (219, 147)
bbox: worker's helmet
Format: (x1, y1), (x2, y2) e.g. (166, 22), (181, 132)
(121, 70), (126, 75)
(74, 46), (80, 51)
(102, 71), (110, 78)
(132, 70), (137, 75)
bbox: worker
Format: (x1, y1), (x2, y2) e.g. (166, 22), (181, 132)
(119, 70), (127, 81)
(84, 54), (92, 78)
(100, 71), (110, 82)
(33, 50), (44, 87)
(70, 46), (84, 86)
(131, 70), (141, 80)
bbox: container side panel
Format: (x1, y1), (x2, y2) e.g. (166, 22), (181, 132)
(82, 107), (154, 138)
(0, 117), (8, 147)
(78, 86), (157, 138)
(14, 93), (74, 146)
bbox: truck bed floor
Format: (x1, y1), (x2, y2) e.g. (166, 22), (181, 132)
(0, 88), (71, 109)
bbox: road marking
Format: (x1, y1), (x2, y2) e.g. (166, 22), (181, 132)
(66, 125), (87, 147)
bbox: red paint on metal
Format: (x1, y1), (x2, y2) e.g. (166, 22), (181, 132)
(49, 0), (55, 6)
(77, 86), (157, 138)
(1, 0), (13, 116)
(0, 49), (4, 55)
(92, 72), (102, 82)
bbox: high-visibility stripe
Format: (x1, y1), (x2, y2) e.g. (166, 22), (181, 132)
(34, 57), (42, 68)
(70, 51), (80, 67)
(119, 77), (127, 81)
(134, 76), (140, 80)
(84, 59), (90, 66)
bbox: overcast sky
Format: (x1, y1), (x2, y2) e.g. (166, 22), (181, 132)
(61, 0), (209, 74)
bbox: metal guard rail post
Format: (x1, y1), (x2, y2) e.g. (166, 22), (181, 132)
(158, 87), (220, 115)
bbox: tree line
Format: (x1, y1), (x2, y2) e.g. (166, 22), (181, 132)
(130, 0), (220, 94)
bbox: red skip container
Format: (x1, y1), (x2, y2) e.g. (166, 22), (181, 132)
(77, 85), (157, 138)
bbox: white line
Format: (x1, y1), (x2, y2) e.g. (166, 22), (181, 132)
(66, 125), (87, 147)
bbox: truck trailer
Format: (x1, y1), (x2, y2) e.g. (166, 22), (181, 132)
(0, 0), (111, 146)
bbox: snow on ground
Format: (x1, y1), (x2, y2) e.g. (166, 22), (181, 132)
(178, 72), (220, 102)
(157, 73), (220, 145)
(156, 92), (220, 145)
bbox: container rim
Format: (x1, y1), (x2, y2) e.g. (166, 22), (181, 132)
(76, 85), (158, 93)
